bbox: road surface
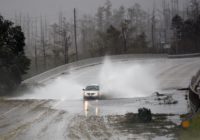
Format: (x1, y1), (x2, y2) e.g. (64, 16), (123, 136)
(0, 55), (199, 140)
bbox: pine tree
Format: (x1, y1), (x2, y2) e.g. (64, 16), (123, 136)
(106, 25), (121, 54)
(96, 7), (104, 31)
(0, 15), (30, 94)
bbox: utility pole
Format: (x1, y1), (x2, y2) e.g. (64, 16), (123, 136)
(74, 8), (79, 61)
(152, 1), (156, 49)
(34, 19), (38, 72)
(63, 18), (68, 64)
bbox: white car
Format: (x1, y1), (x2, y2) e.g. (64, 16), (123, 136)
(83, 85), (100, 100)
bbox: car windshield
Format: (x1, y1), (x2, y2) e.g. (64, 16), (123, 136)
(85, 85), (99, 91)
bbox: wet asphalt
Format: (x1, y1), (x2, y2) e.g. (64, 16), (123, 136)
(0, 56), (200, 140)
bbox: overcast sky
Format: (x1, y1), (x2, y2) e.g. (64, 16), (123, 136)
(0, 0), (187, 22)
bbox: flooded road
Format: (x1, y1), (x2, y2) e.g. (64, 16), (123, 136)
(0, 90), (189, 140)
(0, 56), (200, 140)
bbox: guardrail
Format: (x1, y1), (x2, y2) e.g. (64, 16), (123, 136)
(23, 54), (166, 84)
(189, 70), (200, 113)
(168, 53), (200, 58)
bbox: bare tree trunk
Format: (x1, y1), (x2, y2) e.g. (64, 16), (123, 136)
(58, 12), (64, 64)
(151, 5), (156, 50)
(74, 8), (79, 60)
(44, 17), (48, 68)
(33, 19), (38, 73)
(52, 25), (57, 66)
(40, 17), (46, 70)
(121, 25), (127, 53)
(26, 14), (31, 48)
(162, 0), (167, 43)
(171, 0), (179, 16)
(64, 36), (69, 64)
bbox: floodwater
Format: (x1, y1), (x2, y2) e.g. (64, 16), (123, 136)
(0, 90), (189, 140)
(0, 56), (200, 140)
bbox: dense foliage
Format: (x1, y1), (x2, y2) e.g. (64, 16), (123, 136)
(171, 14), (200, 54)
(0, 15), (30, 94)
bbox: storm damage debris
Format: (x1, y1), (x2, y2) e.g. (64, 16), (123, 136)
(154, 93), (178, 105)
(124, 108), (152, 123)
(106, 113), (178, 139)
(138, 108), (152, 122)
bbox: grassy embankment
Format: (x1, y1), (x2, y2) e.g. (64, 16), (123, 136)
(179, 113), (200, 140)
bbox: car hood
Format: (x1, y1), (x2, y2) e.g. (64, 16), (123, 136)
(84, 91), (99, 93)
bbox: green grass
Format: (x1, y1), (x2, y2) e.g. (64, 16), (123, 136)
(179, 113), (200, 140)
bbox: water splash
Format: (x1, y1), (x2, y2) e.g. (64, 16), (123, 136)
(15, 78), (83, 100)
(99, 58), (158, 98)
(14, 57), (159, 100)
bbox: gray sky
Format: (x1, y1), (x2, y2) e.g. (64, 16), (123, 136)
(0, 0), (187, 22)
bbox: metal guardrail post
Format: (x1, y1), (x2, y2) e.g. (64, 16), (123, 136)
(189, 70), (200, 113)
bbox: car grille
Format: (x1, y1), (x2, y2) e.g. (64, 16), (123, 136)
(87, 93), (95, 96)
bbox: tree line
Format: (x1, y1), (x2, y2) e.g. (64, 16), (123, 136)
(171, 0), (200, 54)
(12, 1), (162, 77)
(2, 0), (200, 78)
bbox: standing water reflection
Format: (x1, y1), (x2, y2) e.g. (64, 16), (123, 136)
(84, 100), (100, 116)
